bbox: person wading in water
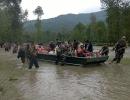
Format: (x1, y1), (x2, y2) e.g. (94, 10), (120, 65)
(55, 43), (62, 65)
(110, 36), (127, 64)
(28, 43), (39, 69)
(17, 44), (26, 65)
(25, 44), (31, 64)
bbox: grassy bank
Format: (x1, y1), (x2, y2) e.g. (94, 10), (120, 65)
(121, 58), (130, 65)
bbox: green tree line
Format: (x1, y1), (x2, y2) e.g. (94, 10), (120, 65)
(0, 0), (28, 42)
(0, 0), (130, 44)
(101, 0), (130, 43)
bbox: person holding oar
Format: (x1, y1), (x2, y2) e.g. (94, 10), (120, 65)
(110, 36), (127, 64)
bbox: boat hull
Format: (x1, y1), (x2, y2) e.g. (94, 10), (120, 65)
(37, 53), (109, 65)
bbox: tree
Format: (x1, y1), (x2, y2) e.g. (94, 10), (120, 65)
(88, 14), (97, 42)
(0, 0), (31, 42)
(71, 23), (86, 41)
(100, 0), (130, 43)
(0, 9), (11, 41)
(21, 9), (28, 23)
(90, 13), (97, 24)
(101, 0), (119, 42)
(121, 1), (130, 42)
(95, 21), (107, 43)
(33, 6), (44, 20)
(0, 0), (23, 41)
(33, 6), (44, 42)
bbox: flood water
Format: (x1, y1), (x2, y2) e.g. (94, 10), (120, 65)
(0, 47), (130, 100)
(16, 47), (130, 100)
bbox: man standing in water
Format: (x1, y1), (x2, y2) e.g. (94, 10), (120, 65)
(17, 44), (26, 65)
(29, 43), (39, 69)
(55, 43), (62, 65)
(110, 36), (127, 64)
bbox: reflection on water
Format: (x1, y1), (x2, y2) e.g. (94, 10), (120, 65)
(17, 62), (130, 100)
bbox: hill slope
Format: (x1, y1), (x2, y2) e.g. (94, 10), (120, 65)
(24, 10), (106, 33)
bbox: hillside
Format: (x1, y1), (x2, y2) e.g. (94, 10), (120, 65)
(24, 10), (106, 33)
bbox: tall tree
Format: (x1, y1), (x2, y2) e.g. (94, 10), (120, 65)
(0, 0), (23, 41)
(95, 21), (107, 43)
(89, 14), (97, 42)
(100, 0), (130, 43)
(0, 9), (11, 41)
(21, 9), (28, 23)
(121, 1), (130, 42)
(90, 13), (97, 24)
(71, 23), (86, 41)
(33, 6), (44, 42)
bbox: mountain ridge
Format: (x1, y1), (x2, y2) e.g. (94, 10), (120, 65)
(24, 10), (106, 33)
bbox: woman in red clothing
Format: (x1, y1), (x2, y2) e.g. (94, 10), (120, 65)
(77, 45), (86, 57)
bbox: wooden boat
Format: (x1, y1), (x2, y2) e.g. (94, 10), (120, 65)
(37, 53), (109, 65)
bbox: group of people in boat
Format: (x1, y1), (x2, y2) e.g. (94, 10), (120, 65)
(38, 39), (108, 57)
(48, 40), (94, 57)
(0, 35), (127, 69)
(38, 36), (127, 65)
(48, 40), (96, 64)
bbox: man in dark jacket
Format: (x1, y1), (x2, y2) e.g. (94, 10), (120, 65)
(55, 44), (62, 65)
(87, 41), (93, 52)
(28, 43), (39, 69)
(17, 44), (26, 64)
(111, 36), (127, 64)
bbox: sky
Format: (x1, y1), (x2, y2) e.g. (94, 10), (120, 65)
(21, 0), (102, 20)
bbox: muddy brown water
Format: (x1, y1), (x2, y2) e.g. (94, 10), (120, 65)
(0, 47), (130, 100)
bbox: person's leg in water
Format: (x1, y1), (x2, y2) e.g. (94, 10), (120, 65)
(21, 57), (25, 66)
(55, 55), (61, 65)
(111, 58), (117, 63)
(61, 54), (65, 66)
(110, 52), (118, 64)
(116, 53), (123, 63)
(21, 57), (25, 63)
(29, 58), (33, 69)
(26, 55), (30, 65)
(33, 57), (39, 69)
(55, 55), (58, 65)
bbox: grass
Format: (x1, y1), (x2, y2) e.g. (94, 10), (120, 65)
(121, 58), (130, 65)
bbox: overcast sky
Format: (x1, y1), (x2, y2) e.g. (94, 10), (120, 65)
(21, 0), (101, 20)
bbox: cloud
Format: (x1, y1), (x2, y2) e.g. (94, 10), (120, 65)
(21, 0), (101, 20)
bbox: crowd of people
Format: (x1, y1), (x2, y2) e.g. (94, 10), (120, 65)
(0, 36), (127, 69)
(0, 42), (39, 69)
